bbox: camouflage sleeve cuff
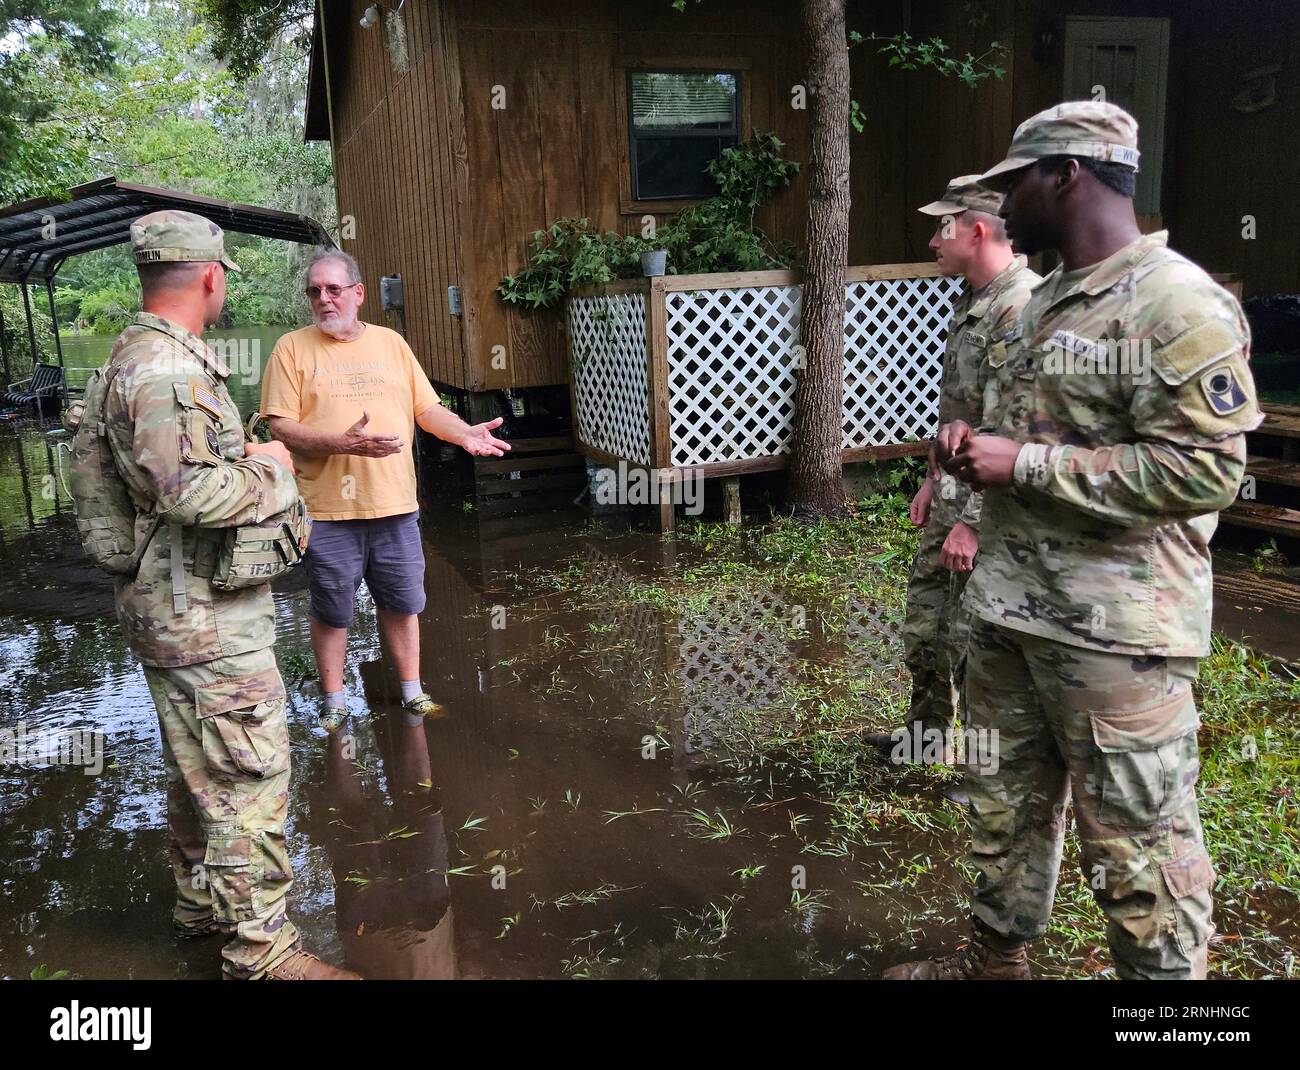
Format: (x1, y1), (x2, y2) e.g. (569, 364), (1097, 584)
(245, 454), (300, 517)
(1013, 442), (1053, 487)
(958, 490), (983, 529)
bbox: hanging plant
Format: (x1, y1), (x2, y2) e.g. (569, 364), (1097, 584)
(498, 132), (800, 310)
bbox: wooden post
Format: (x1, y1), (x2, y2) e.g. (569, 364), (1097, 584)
(723, 476), (742, 524)
(647, 276), (674, 535)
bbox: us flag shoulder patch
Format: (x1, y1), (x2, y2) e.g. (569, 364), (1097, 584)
(193, 384), (224, 420)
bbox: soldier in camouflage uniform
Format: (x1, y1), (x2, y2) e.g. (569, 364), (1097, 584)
(867, 177), (1038, 774)
(885, 103), (1260, 980)
(100, 211), (358, 979)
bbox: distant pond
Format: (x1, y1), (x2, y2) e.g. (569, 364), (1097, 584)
(60, 324), (300, 414)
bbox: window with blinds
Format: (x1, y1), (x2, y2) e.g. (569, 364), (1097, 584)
(628, 71), (739, 200)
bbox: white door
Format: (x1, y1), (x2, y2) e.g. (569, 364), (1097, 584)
(1063, 16), (1170, 218)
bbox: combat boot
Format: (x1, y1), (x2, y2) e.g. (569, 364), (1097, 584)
(883, 920), (1030, 979)
(864, 731), (899, 762)
(264, 949), (362, 980)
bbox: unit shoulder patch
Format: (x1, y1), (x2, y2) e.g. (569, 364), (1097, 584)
(1200, 363), (1249, 415)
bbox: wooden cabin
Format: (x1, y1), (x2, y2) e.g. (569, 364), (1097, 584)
(307, 0), (1298, 404)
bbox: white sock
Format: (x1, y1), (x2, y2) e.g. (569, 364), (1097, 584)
(324, 689), (345, 710)
(399, 679), (423, 702)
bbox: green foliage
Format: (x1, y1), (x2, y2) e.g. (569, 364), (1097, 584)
(194, 0), (314, 82)
(851, 31), (1007, 88)
(0, 2), (118, 201)
(0, 1), (336, 355)
(499, 132), (799, 310)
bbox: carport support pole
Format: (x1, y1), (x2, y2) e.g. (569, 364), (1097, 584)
(45, 274), (65, 398)
(0, 303), (10, 382)
(45, 275), (64, 371)
(21, 281), (37, 365)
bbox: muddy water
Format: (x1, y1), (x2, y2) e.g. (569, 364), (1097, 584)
(1, 418), (1296, 980)
(0, 419), (956, 980)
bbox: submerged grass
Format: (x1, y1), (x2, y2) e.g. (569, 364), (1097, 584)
(518, 490), (1300, 978)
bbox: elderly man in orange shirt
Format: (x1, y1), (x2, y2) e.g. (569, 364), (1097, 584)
(261, 248), (509, 730)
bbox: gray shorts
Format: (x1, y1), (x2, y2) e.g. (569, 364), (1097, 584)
(305, 512), (426, 629)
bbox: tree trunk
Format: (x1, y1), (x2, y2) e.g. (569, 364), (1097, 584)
(788, 0), (851, 520)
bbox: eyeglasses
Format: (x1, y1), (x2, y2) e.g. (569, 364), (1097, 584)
(305, 283), (359, 300)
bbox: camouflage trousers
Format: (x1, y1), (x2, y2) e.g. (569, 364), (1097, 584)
(964, 617), (1215, 979)
(900, 517), (971, 734)
(142, 646), (301, 979)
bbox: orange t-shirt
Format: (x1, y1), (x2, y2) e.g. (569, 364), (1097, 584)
(260, 323), (442, 521)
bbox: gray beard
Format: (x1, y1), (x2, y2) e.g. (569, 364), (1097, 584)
(316, 313), (360, 339)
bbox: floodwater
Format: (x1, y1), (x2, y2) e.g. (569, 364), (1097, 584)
(0, 412), (945, 980)
(1, 404), (1298, 979)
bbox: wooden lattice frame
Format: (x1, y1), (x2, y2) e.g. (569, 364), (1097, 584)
(568, 287), (652, 466)
(567, 264), (954, 475)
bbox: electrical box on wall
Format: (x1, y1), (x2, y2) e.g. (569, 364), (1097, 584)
(380, 274), (404, 312)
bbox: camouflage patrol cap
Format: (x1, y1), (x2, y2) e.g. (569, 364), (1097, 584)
(979, 101), (1140, 189)
(130, 210), (240, 271)
(917, 174), (1003, 216)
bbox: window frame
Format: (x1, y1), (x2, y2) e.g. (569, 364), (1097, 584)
(616, 56), (751, 217)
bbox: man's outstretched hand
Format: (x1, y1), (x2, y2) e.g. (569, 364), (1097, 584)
(459, 417), (512, 458)
(338, 411), (404, 457)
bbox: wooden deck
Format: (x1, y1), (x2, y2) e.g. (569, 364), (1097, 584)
(1222, 403), (1300, 538)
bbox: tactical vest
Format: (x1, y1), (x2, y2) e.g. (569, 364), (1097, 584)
(64, 359), (149, 576)
(64, 361), (311, 592)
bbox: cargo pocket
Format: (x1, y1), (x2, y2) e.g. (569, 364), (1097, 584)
(1088, 690), (1200, 828)
(194, 668), (289, 780)
(203, 826), (255, 923)
(1160, 849), (1216, 957)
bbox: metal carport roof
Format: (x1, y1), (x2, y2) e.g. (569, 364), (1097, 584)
(0, 176), (333, 283)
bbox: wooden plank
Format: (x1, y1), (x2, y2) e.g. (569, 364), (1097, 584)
(492, 434), (574, 453)
(457, 27), (510, 391)
(475, 452), (585, 474)
(1246, 455), (1300, 489)
(477, 470), (588, 496)
(647, 278), (670, 469)
(1221, 501), (1300, 537)
(497, 33), (557, 390)
(1254, 410), (1300, 440)
(476, 488), (588, 518)
(569, 279), (651, 298)
(441, 0), (471, 388)
(659, 269), (800, 291)
(845, 262), (945, 282)
(577, 31), (622, 234)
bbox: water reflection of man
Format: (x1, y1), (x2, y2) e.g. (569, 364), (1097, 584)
(310, 678), (456, 980)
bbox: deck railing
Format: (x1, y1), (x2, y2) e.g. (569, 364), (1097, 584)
(567, 263), (962, 477)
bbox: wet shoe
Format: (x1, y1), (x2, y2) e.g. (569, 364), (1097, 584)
(883, 920), (1030, 979)
(864, 731), (900, 763)
(401, 692), (445, 719)
(265, 949), (362, 980)
(319, 706), (348, 733)
(941, 781), (971, 806)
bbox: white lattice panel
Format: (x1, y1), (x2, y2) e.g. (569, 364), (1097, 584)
(569, 293), (651, 465)
(663, 275), (962, 467)
(843, 276), (962, 448)
(665, 286), (802, 467)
